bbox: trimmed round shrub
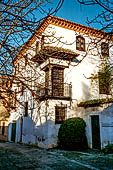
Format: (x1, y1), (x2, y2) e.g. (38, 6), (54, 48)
(58, 117), (88, 150)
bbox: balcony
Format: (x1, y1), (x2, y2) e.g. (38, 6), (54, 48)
(37, 83), (72, 100)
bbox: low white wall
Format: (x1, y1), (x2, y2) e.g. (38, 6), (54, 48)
(37, 120), (60, 149)
(22, 117), (37, 144)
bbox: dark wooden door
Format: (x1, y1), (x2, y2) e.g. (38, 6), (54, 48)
(52, 67), (64, 96)
(91, 115), (101, 149)
(11, 122), (16, 142)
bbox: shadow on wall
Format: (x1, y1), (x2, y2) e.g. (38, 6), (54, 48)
(9, 114), (60, 149)
(0, 104), (10, 120)
(81, 81), (91, 101)
(0, 121), (9, 141)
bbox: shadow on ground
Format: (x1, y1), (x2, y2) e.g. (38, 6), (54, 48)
(0, 142), (113, 170)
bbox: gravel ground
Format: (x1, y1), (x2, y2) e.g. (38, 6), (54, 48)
(0, 142), (113, 170)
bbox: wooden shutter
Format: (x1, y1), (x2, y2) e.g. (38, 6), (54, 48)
(52, 67), (64, 96)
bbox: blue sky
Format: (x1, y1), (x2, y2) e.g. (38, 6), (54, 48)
(51, 0), (103, 29)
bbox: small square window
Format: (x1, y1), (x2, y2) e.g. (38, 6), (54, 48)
(55, 106), (66, 124)
(76, 36), (85, 51)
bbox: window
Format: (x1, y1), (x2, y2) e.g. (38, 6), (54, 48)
(52, 67), (64, 96)
(24, 101), (28, 117)
(45, 67), (64, 97)
(98, 68), (110, 94)
(101, 42), (109, 56)
(55, 106), (66, 124)
(76, 36), (85, 51)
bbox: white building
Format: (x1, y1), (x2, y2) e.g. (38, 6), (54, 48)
(8, 15), (113, 149)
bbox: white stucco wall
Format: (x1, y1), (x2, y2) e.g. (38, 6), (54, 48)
(9, 20), (113, 149)
(75, 103), (113, 149)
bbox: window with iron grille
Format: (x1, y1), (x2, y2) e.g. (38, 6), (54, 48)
(52, 67), (64, 96)
(101, 42), (109, 56)
(76, 36), (85, 51)
(55, 106), (66, 124)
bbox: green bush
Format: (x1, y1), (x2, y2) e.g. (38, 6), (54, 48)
(102, 144), (113, 154)
(58, 117), (88, 150)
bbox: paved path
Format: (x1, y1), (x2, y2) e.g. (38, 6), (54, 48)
(0, 142), (113, 170)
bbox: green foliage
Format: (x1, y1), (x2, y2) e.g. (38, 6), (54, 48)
(58, 117), (88, 150)
(102, 144), (113, 154)
(99, 64), (111, 95)
(78, 98), (113, 108)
